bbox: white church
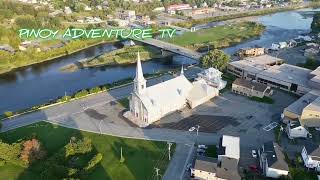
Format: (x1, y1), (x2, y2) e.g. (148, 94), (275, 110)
(124, 52), (219, 127)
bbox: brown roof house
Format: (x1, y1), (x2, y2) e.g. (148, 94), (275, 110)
(232, 78), (273, 98)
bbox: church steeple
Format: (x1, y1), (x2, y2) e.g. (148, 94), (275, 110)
(134, 51), (146, 95)
(180, 65), (184, 76)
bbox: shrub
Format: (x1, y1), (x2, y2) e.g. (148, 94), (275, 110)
(89, 87), (101, 94)
(0, 141), (24, 166)
(84, 153), (103, 171)
(57, 96), (72, 103)
(65, 137), (92, 157)
(4, 111), (13, 118)
(67, 168), (78, 176)
(0, 159), (6, 166)
(74, 90), (89, 98)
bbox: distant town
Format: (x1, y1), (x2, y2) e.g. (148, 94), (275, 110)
(0, 0), (320, 180)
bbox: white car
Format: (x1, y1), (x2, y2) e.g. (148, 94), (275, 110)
(197, 148), (205, 153)
(198, 145), (208, 149)
(189, 127), (196, 132)
(252, 150), (257, 158)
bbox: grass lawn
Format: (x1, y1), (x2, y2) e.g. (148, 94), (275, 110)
(249, 96), (274, 104)
(205, 145), (217, 158)
(290, 168), (318, 180)
(165, 22), (265, 50)
(0, 122), (174, 180)
(118, 97), (129, 109)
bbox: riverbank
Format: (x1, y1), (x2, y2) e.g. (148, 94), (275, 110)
(60, 45), (167, 72)
(174, 2), (319, 28)
(0, 70), (175, 121)
(0, 39), (117, 75)
(166, 21), (265, 51)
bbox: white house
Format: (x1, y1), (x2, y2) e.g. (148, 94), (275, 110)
(218, 135), (240, 162)
(124, 52), (219, 127)
(301, 142), (320, 172)
(191, 156), (241, 180)
(196, 68), (227, 90)
(286, 121), (312, 139)
(259, 141), (289, 178)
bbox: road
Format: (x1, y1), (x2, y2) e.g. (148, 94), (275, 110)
(132, 38), (203, 60)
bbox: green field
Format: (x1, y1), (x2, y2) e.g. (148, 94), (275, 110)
(166, 22), (265, 51)
(0, 122), (173, 180)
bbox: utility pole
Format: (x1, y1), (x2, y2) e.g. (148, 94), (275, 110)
(167, 142), (173, 161)
(154, 167), (160, 180)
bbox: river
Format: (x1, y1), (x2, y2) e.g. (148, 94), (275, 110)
(0, 8), (319, 114)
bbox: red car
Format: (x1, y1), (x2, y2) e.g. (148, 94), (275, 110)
(249, 165), (260, 173)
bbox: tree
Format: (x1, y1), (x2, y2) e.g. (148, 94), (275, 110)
(200, 49), (230, 71)
(21, 139), (46, 164)
(311, 12), (320, 33)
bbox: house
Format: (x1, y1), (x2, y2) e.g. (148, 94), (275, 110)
(218, 135), (240, 162)
(259, 141), (289, 178)
(286, 120), (311, 139)
(196, 68), (227, 90)
(119, 10), (136, 21)
(239, 47), (265, 57)
(270, 43), (280, 51)
(232, 78), (273, 98)
(166, 4), (191, 14)
(64, 6), (72, 15)
(279, 42), (287, 49)
(191, 156), (241, 180)
(124, 52), (219, 127)
(301, 142), (320, 172)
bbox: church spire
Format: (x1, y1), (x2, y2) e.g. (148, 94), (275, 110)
(180, 65), (184, 76)
(135, 51), (145, 81)
(134, 51), (146, 94)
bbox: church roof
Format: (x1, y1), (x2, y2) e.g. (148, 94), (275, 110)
(139, 75), (193, 115)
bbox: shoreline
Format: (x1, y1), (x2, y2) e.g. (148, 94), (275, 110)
(0, 40), (117, 76)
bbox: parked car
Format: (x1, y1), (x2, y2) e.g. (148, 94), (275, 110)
(197, 148), (205, 153)
(186, 163), (192, 171)
(249, 165), (259, 173)
(252, 150), (257, 158)
(189, 127), (196, 132)
(198, 145), (208, 149)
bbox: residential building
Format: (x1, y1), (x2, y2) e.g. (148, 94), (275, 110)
(196, 68), (227, 90)
(180, 8), (215, 16)
(301, 142), (320, 172)
(124, 53), (219, 127)
(119, 10), (136, 21)
(259, 141), (289, 178)
(218, 135), (240, 162)
(166, 4), (191, 14)
(0, 44), (15, 53)
(64, 6), (72, 15)
(239, 47), (265, 57)
(191, 156), (241, 180)
(232, 78), (273, 98)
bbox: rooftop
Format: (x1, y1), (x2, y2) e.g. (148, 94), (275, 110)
(262, 141), (289, 171)
(219, 135), (240, 160)
(229, 55), (283, 75)
(194, 156), (217, 173)
(285, 90), (320, 116)
(216, 157), (241, 180)
(304, 96), (320, 112)
(258, 64), (312, 88)
(233, 78), (269, 92)
(304, 141), (320, 161)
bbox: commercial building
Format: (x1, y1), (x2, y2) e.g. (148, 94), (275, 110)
(166, 4), (192, 14)
(259, 141), (289, 178)
(232, 78), (273, 98)
(228, 55), (319, 95)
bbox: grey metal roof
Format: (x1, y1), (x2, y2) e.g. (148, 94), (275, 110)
(262, 141), (289, 171)
(304, 141), (320, 158)
(233, 78), (269, 92)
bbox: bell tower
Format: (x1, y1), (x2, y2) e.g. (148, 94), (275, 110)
(133, 51), (146, 95)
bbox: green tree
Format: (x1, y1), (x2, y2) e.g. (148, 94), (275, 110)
(200, 49), (230, 70)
